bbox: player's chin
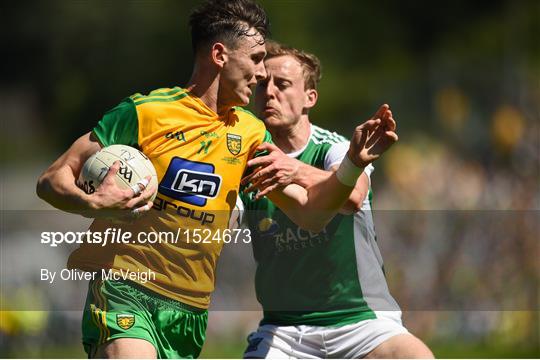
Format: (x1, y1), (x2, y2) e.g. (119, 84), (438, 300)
(235, 93), (251, 107)
(262, 115), (282, 127)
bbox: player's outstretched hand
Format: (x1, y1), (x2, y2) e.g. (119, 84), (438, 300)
(241, 143), (301, 199)
(348, 104), (398, 168)
(85, 161), (154, 222)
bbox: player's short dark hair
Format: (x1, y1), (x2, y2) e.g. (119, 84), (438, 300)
(265, 40), (322, 90)
(189, 0), (269, 53)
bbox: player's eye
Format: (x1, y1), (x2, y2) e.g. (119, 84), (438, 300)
(251, 52), (265, 64)
(276, 81), (291, 90)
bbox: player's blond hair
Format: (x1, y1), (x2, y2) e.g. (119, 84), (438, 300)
(265, 40), (322, 90)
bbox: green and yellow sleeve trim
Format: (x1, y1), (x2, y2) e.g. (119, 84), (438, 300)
(131, 87), (188, 105)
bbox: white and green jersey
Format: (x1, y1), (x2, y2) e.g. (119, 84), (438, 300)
(240, 124), (400, 327)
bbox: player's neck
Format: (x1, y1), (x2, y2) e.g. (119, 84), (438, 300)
(270, 117), (311, 154)
(186, 64), (224, 115)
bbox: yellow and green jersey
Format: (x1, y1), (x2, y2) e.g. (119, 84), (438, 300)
(68, 86), (270, 309)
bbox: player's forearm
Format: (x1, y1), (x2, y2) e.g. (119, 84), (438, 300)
(339, 189), (365, 215)
(36, 165), (95, 214)
(267, 183), (310, 230)
(37, 132), (106, 215)
(302, 172), (356, 231)
(293, 162), (331, 188)
(290, 154), (367, 231)
(269, 171), (355, 233)
(294, 163), (369, 215)
(338, 173), (370, 214)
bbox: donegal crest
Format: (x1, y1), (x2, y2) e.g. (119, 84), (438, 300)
(116, 314), (135, 330)
(227, 133), (242, 155)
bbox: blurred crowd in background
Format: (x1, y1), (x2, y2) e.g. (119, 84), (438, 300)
(1, 0), (538, 357)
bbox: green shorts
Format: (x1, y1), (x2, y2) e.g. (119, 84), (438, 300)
(82, 279), (208, 359)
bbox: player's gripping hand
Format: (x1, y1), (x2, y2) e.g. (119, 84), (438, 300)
(347, 104), (398, 168)
(241, 143), (302, 199)
(86, 161), (155, 222)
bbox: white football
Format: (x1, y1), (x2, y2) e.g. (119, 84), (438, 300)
(77, 144), (158, 201)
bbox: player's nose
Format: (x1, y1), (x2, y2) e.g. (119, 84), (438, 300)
(265, 79), (278, 99)
(255, 62), (267, 81)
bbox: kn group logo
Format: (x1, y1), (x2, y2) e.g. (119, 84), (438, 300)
(159, 157), (222, 206)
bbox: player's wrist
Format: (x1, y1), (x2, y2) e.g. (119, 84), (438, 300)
(336, 154), (364, 187)
(83, 192), (104, 212)
(346, 148), (370, 169)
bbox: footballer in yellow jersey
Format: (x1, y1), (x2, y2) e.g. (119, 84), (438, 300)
(36, 1), (275, 355)
(69, 86), (270, 309)
(35, 0), (276, 356)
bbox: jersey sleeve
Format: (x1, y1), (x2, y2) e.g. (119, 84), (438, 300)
(92, 98), (139, 147)
(263, 130), (273, 143)
(250, 130), (273, 159)
(324, 141), (375, 178)
(324, 141), (349, 170)
(258, 130), (273, 151)
(243, 130), (274, 182)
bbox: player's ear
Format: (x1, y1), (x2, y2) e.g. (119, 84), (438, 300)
(305, 88), (318, 109)
(211, 42), (228, 68)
